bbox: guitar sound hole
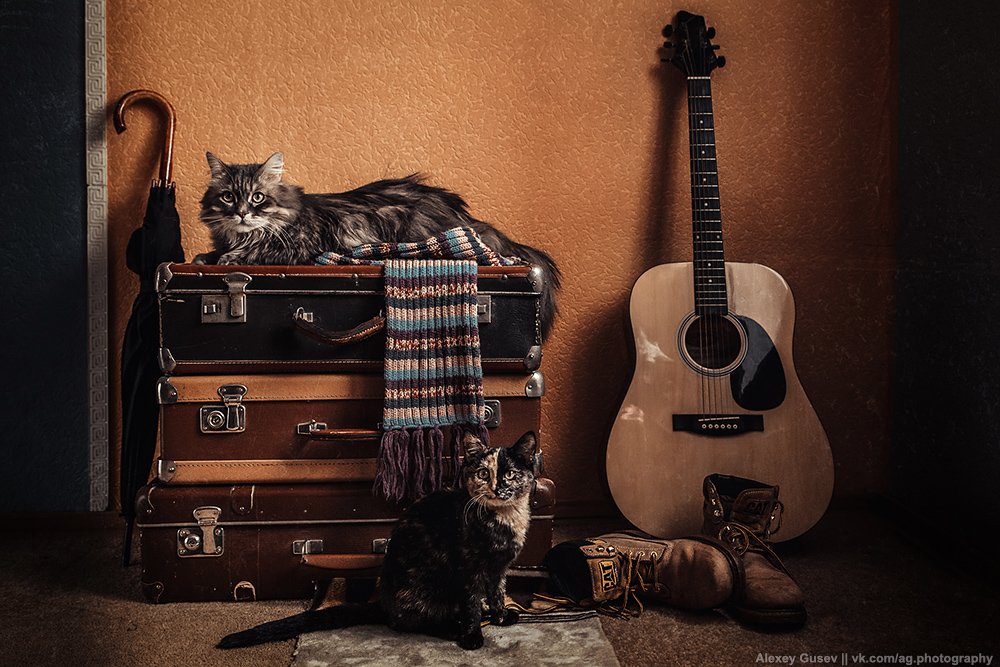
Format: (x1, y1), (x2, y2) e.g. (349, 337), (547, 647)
(683, 314), (743, 370)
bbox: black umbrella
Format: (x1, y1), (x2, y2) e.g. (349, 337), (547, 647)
(114, 90), (184, 566)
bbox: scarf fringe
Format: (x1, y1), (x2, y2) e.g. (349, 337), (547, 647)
(377, 425), (490, 502)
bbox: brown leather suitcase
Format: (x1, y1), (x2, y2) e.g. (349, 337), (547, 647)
(156, 263), (544, 375)
(135, 478), (555, 603)
(155, 372), (544, 485)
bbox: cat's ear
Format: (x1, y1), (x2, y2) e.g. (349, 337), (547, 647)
(206, 152), (228, 181)
(256, 152), (285, 185)
(462, 431), (488, 457)
(510, 432), (538, 468)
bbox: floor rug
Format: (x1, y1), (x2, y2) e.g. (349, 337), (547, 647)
(292, 617), (621, 667)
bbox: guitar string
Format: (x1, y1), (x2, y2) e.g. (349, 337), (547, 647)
(691, 74), (717, 416)
(687, 73), (708, 417)
(709, 76), (731, 416)
(700, 75), (725, 416)
(704, 75), (724, 416)
(704, 76), (722, 417)
(713, 74), (739, 418)
(710, 73), (735, 417)
(707, 75), (731, 417)
(688, 74), (715, 414)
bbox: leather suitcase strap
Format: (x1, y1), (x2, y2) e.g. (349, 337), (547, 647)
(158, 458), (378, 484)
(161, 373), (537, 402)
(167, 264), (529, 277)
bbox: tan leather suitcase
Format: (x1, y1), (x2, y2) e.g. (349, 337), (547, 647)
(135, 479), (555, 603)
(155, 372), (544, 485)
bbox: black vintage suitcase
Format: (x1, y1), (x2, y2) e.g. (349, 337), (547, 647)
(156, 263), (544, 375)
(155, 372), (544, 485)
(135, 479), (555, 603)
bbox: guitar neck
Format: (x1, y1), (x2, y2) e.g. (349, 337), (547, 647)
(687, 76), (728, 315)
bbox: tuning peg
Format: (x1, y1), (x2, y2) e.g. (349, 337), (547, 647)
(662, 25), (673, 38)
(662, 41), (673, 49)
(716, 56), (726, 68)
(707, 27), (716, 39)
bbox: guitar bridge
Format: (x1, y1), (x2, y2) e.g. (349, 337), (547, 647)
(672, 414), (763, 436)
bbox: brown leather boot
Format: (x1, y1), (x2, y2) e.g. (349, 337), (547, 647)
(543, 531), (742, 613)
(702, 473), (807, 628)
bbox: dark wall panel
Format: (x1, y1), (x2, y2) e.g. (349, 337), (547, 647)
(892, 1), (1000, 526)
(0, 1), (90, 511)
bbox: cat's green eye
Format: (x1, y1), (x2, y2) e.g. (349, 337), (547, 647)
(475, 469), (490, 481)
(220, 191), (234, 204)
(504, 470), (519, 481)
(250, 192), (265, 205)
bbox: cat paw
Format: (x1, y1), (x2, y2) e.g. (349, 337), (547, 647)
(192, 252), (214, 265)
(492, 608), (519, 627)
(457, 629), (485, 651)
(217, 253), (242, 266)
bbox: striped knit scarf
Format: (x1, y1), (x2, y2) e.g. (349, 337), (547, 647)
(315, 226), (521, 267)
(317, 227), (521, 501)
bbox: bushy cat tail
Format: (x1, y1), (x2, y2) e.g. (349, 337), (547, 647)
(510, 242), (561, 340)
(217, 603), (384, 649)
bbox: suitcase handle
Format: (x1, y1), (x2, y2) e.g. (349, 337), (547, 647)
(301, 553), (384, 577)
(292, 308), (385, 347)
(297, 421), (382, 441)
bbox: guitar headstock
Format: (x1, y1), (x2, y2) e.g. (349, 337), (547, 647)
(661, 11), (726, 76)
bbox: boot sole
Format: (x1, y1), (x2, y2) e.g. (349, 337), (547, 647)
(728, 604), (807, 630)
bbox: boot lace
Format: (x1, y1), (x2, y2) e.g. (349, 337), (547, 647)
(717, 519), (792, 576)
(613, 546), (668, 617)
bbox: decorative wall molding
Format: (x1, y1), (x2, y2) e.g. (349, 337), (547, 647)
(85, 0), (109, 511)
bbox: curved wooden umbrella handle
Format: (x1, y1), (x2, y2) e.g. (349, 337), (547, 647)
(113, 89), (176, 183)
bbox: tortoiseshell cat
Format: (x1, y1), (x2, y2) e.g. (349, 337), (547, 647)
(218, 431), (537, 651)
(196, 152), (559, 338)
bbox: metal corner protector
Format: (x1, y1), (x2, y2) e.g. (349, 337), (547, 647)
(524, 371), (545, 397)
(524, 345), (542, 371)
(156, 377), (178, 404)
(157, 460), (177, 483)
(528, 265), (545, 293)
(158, 347), (176, 373)
(155, 262), (174, 293)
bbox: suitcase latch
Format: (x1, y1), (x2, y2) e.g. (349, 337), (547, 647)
(477, 295), (492, 324)
(292, 539), (325, 555)
(296, 420), (328, 435)
(201, 272), (251, 324)
(200, 384), (247, 433)
(177, 506), (224, 558)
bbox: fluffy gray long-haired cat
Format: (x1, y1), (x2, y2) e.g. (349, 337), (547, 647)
(196, 152), (559, 338)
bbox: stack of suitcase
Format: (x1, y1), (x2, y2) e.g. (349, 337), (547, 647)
(136, 262), (555, 603)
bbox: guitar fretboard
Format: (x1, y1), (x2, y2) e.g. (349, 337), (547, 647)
(687, 77), (728, 315)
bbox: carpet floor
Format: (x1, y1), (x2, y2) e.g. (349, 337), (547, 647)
(0, 507), (996, 666)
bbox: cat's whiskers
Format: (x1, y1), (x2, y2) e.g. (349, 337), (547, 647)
(227, 229), (257, 251)
(463, 493), (488, 526)
(201, 211), (226, 226)
(265, 222), (294, 256)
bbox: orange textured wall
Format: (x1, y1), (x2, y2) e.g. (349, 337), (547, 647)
(107, 1), (895, 514)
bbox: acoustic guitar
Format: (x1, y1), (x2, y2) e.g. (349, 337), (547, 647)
(606, 12), (834, 541)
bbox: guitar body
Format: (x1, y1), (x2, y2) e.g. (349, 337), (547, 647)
(606, 261), (834, 541)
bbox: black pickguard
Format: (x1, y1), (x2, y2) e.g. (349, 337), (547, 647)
(730, 315), (786, 411)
